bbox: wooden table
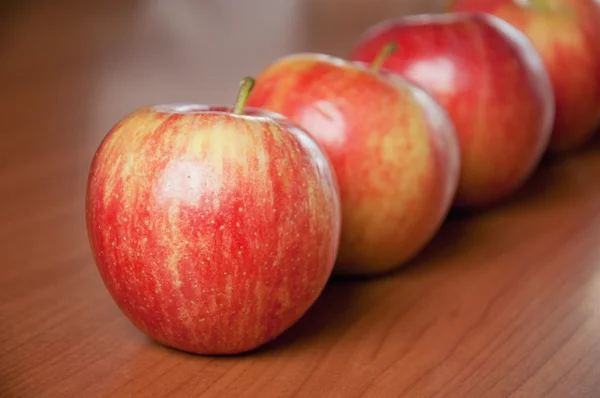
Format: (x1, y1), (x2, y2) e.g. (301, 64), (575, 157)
(2, 1), (600, 397)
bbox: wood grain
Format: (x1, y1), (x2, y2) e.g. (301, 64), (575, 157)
(1, 1), (600, 397)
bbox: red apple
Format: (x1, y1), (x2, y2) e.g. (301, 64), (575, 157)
(449, 0), (600, 152)
(85, 77), (342, 355)
(349, 13), (555, 208)
(247, 49), (460, 275)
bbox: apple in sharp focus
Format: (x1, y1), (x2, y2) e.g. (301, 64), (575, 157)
(85, 77), (342, 355)
(247, 48), (461, 276)
(449, 0), (600, 152)
(350, 12), (555, 208)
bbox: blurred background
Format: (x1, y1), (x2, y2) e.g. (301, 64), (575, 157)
(1, 0), (447, 144)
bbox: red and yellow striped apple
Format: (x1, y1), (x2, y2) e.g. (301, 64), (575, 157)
(349, 13), (555, 208)
(85, 78), (342, 355)
(247, 51), (460, 276)
(449, 0), (600, 152)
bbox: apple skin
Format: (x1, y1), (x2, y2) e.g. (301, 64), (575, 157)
(349, 13), (555, 208)
(247, 54), (460, 275)
(85, 104), (342, 355)
(449, 0), (600, 152)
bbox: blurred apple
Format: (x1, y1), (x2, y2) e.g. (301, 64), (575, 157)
(247, 49), (460, 275)
(449, 0), (600, 152)
(350, 13), (555, 208)
(85, 77), (342, 355)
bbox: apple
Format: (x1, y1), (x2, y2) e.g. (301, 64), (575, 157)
(85, 77), (342, 355)
(449, 0), (600, 152)
(247, 47), (461, 275)
(349, 13), (555, 208)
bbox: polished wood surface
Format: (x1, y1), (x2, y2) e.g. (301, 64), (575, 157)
(2, 1), (600, 397)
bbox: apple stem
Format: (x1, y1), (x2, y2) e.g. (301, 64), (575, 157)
(233, 76), (256, 115)
(370, 42), (398, 73)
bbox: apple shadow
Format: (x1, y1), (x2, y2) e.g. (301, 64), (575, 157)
(587, 131), (600, 150)
(455, 159), (564, 217)
(570, 128), (600, 154)
(590, 132), (600, 152)
(253, 238), (489, 358)
(405, 131), (600, 272)
(252, 278), (371, 356)
(366, 142), (580, 278)
(500, 141), (600, 210)
(138, 276), (373, 359)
